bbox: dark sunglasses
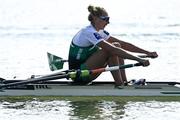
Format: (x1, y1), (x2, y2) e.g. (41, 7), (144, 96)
(99, 16), (110, 23)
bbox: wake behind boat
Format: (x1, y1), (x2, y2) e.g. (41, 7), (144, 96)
(1, 80), (180, 96)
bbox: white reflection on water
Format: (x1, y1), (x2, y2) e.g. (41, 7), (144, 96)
(122, 101), (180, 120)
(0, 100), (73, 120)
(1, 100), (180, 120)
(97, 101), (125, 119)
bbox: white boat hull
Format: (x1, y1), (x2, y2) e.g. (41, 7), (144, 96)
(1, 81), (180, 96)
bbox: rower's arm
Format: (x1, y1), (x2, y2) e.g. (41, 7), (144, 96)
(97, 40), (149, 66)
(107, 36), (158, 58)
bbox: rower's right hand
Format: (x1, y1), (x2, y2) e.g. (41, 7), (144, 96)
(139, 59), (150, 67)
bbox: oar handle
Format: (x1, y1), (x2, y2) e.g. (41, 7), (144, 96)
(134, 62), (143, 66)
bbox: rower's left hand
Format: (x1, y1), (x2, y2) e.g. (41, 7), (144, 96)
(142, 59), (150, 67)
(138, 59), (150, 67)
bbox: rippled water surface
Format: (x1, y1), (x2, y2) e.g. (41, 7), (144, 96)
(0, 99), (180, 120)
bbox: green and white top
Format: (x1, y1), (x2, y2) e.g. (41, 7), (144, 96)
(68, 24), (110, 69)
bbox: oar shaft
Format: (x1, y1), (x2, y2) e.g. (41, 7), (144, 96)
(0, 74), (69, 89)
(37, 70), (73, 79)
(91, 63), (142, 74)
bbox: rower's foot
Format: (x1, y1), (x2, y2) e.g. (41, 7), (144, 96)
(114, 85), (123, 89)
(124, 82), (128, 86)
(114, 81), (129, 88)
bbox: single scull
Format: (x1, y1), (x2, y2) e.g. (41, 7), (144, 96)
(1, 54), (178, 97)
(1, 80), (180, 96)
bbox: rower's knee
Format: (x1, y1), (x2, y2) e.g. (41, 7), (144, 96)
(111, 42), (122, 48)
(102, 42), (122, 59)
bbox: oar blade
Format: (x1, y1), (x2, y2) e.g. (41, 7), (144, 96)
(47, 52), (64, 71)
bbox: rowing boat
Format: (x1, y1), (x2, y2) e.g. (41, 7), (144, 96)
(1, 53), (179, 97)
(1, 80), (180, 96)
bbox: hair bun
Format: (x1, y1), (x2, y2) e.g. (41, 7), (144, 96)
(88, 5), (94, 13)
(87, 5), (108, 22)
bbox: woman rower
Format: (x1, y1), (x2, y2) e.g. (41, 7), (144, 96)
(68, 5), (158, 86)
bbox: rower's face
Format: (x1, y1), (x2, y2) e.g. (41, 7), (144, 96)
(95, 13), (109, 30)
(97, 17), (109, 29)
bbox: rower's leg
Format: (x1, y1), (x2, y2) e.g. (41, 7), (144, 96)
(107, 56), (124, 85)
(110, 42), (127, 84)
(84, 49), (108, 80)
(118, 57), (127, 83)
(84, 49), (124, 85)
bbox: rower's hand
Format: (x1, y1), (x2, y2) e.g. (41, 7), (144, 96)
(139, 59), (150, 67)
(147, 52), (158, 58)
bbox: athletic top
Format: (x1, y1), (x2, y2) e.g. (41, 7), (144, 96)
(72, 24), (110, 47)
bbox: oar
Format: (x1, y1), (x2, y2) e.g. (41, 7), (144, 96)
(0, 62), (143, 90)
(0, 69), (74, 89)
(0, 73), (69, 90)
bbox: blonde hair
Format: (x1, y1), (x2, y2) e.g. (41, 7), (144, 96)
(88, 5), (108, 22)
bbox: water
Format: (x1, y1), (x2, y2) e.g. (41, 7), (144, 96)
(0, 99), (180, 120)
(0, 0), (180, 119)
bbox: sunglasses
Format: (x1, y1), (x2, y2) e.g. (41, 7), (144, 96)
(99, 16), (110, 23)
